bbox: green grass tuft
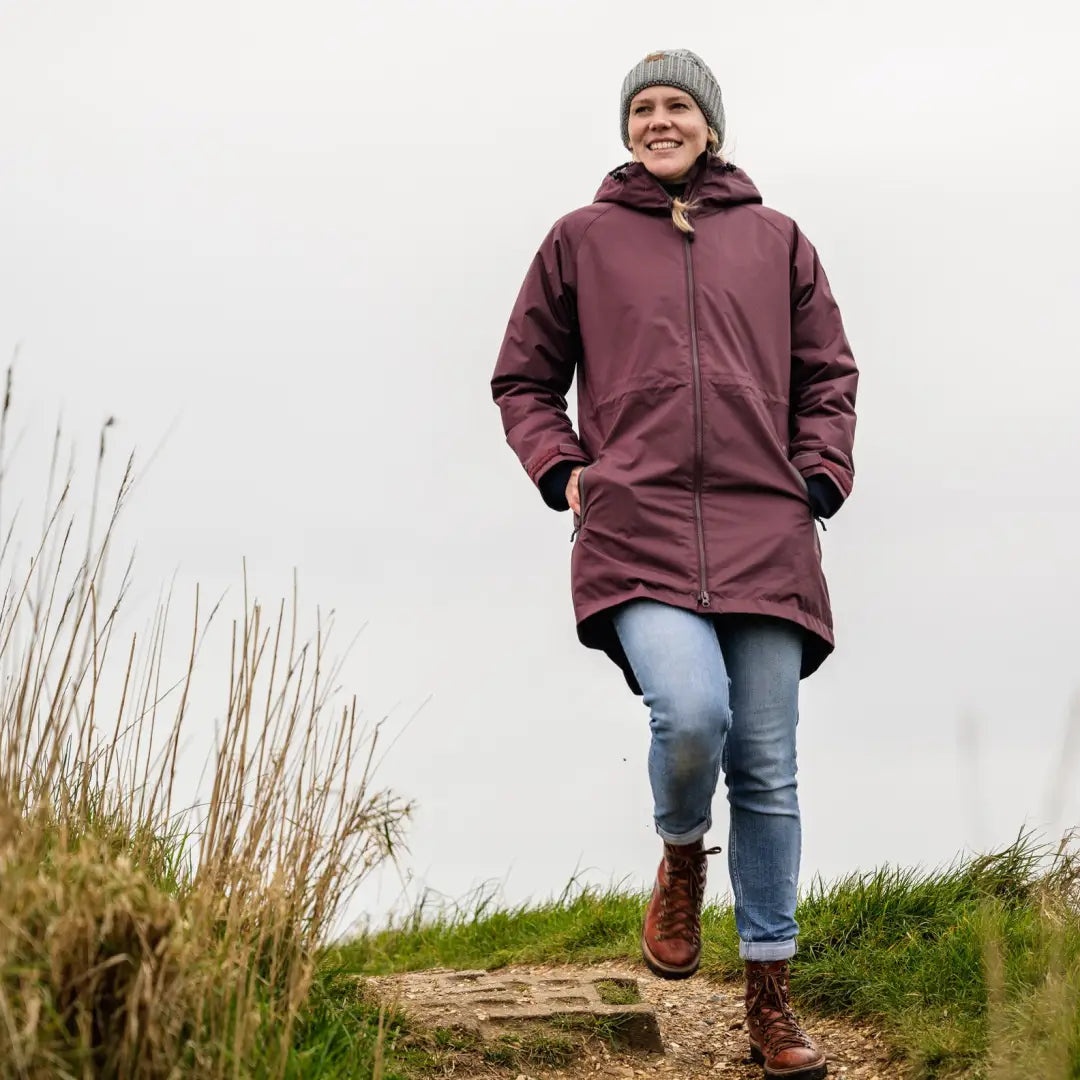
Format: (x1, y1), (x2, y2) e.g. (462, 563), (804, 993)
(286, 969), (410, 1079)
(328, 882), (655, 974)
(595, 977), (643, 1005)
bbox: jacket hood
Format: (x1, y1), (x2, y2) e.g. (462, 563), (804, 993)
(593, 153), (763, 214)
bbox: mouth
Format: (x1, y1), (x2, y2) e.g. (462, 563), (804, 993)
(647, 140), (682, 152)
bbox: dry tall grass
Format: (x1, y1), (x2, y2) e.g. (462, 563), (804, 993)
(983, 833), (1080, 1079)
(0, 368), (410, 1078)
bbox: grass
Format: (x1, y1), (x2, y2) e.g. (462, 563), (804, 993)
(285, 968), (412, 1079)
(334, 831), (1080, 1079)
(595, 977), (642, 1005)
(332, 880), (650, 975)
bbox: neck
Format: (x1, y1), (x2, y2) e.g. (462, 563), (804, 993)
(645, 151), (709, 193)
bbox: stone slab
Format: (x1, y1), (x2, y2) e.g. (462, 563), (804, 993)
(362, 967), (664, 1053)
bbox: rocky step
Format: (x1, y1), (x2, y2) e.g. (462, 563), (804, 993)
(361, 966), (663, 1053)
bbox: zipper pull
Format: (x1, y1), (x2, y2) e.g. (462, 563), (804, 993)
(699, 589), (711, 607)
(570, 515), (581, 543)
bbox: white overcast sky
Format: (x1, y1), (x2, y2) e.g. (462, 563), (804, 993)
(2, 0), (1079, 932)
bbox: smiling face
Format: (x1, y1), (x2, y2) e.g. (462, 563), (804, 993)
(627, 85), (709, 182)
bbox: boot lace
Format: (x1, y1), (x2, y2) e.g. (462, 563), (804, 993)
(656, 845), (721, 942)
(749, 970), (816, 1055)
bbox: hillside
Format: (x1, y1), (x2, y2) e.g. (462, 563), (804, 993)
(331, 835), (1080, 1079)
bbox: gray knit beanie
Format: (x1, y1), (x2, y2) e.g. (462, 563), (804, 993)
(619, 49), (725, 150)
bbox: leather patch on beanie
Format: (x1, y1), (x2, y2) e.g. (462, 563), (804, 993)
(645, 52), (665, 62)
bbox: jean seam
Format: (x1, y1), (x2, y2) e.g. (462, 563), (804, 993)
(729, 813), (743, 936)
(723, 703), (744, 937)
(705, 730), (724, 837)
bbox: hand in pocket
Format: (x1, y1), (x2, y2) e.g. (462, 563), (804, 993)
(567, 465), (586, 515)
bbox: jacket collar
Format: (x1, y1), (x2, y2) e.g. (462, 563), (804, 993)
(593, 153), (763, 215)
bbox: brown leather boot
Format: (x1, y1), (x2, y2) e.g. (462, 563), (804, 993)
(745, 960), (827, 1078)
(640, 839), (722, 978)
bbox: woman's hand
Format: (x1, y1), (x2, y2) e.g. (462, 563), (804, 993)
(567, 465), (585, 515)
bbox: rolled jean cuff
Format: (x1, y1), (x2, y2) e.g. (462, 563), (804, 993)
(655, 818), (711, 846)
(740, 938), (797, 962)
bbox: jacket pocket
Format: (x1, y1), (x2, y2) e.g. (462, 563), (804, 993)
(570, 465), (592, 542)
(784, 457), (810, 501)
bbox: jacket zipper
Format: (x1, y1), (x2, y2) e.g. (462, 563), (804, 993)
(683, 236), (710, 607)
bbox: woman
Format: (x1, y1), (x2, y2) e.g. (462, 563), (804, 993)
(491, 48), (856, 1080)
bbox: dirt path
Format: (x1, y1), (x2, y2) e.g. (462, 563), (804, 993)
(366, 960), (897, 1079)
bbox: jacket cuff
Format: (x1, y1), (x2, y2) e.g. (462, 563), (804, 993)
(527, 442), (588, 484)
(538, 460), (579, 511)
(791, 450), (851, 501)
(806, 474), (844, 519)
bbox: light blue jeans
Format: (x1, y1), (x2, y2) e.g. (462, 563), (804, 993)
(612, 599), (803, 962)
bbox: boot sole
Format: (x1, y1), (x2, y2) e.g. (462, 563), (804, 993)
(640, 932), (700, 979)
(749, 1042), (827, 1079)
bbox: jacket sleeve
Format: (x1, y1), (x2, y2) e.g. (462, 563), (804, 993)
(788, 223), (859, 504)
(491, 221), (591, 488)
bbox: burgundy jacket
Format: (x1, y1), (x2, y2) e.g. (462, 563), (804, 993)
(492, 153), (858, 691)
